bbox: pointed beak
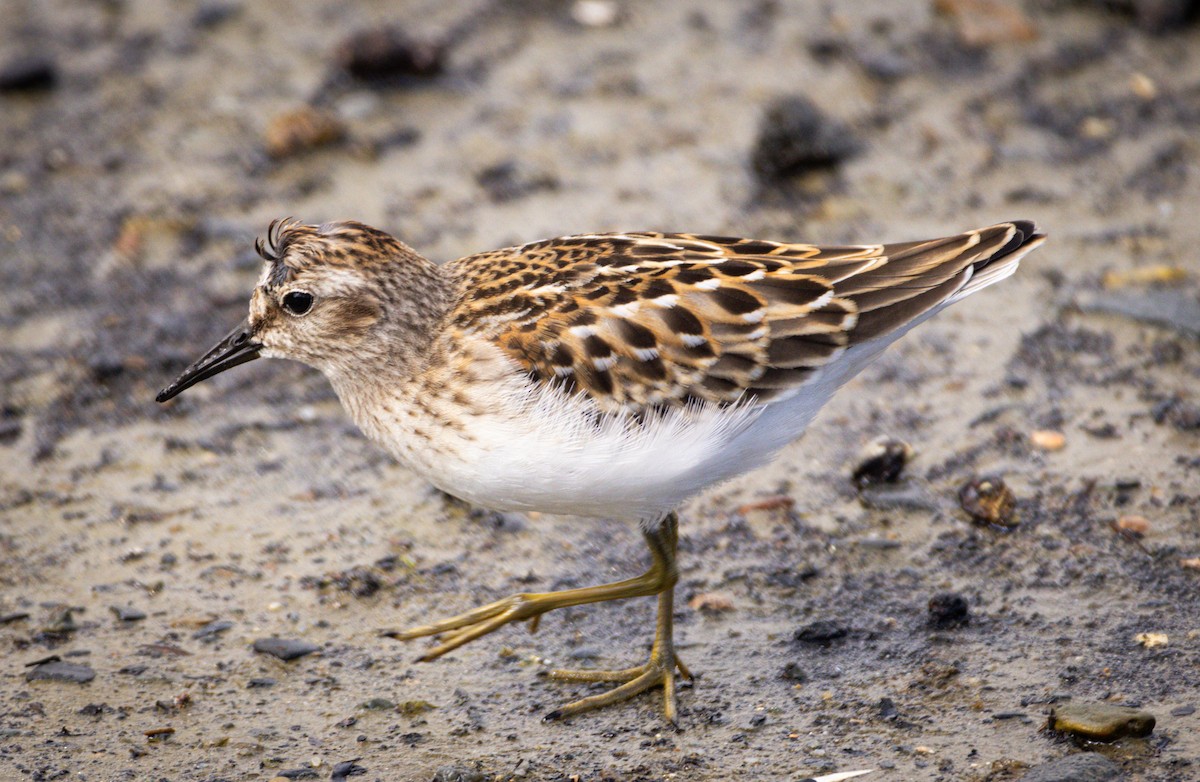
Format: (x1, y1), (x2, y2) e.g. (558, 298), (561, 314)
(156, 320), (262, 403)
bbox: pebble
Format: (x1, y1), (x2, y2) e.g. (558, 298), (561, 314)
(111, 605), (146, 622)
(750, 95), (862, 181)
(193, 619), (234, 639)
(852, 437), (913, 487)
(688, 592), (735, 613)
(1152, 397), (1200, 430)
(264, 107), (346, 160)
(927, 592), (970, 628)
(330, 758), (367, 782)
(1030, 430), (1066, 451)
(431, 764), (486, 782)
(0, 54), (58, 92)
(1116, 515), (1149, 536)
(252, 637), (321, 661)
(959, 475), (1017, 527)
(794, 619), (849, 643)
(334, 26), (444, 82)
(1049, 702), (1155, 741)
(1018, 753), (1122, 782)
(780, 662), (808, 682)
(1170, 704), (1195, 717)
(571, 0), (621, 27)
(933, 0), (1038, 46)
(25, 660), (96, 684)
(1134, 631), (1168, 648)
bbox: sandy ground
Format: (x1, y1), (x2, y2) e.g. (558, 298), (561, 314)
(2, 1), (1200, 780)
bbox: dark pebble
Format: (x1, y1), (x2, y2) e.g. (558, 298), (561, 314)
(1170, 704), (1196, 717)
(1124, 0), (1199, 33)
(852, 438), (912, 487)
(277, 768), (319, 779)
(0, 611), (29, 624)
(992, 711), (1028, 720)
(780, 662), (808, 682)
(431, 764), (486, 782)
(192, 0), (241, 29)
(1151, 397), (1200, 431)
(26, 660), (95, 683)
(1017, 752), (1123, 782)
(878, 697), (899, 719)
(331, 758), (367, 781)
(0, 54), (58, 92)
(335, 26), (444, 82)
(793, 619), (849, 643)
(750, 95), (862, 181)
(193, 619), (234, 639)
(111, 605), (146, 622)
(959, 475), (1018, 527)
(247, 677), (276, 688)
(928, 592), (970, 628)
(252, 637), (320, 661)
(476, 160), (559, 203)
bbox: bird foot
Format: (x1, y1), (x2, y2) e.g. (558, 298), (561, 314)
(543, 647), (692, 724)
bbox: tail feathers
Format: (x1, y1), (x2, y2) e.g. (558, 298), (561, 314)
(952, 220), (1046, 301)
(843, 220), (1046, 343)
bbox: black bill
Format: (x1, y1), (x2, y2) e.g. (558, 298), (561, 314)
(156, 320), (261, 403)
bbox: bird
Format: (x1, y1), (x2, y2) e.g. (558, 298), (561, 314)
(157, 217), (1045, 724)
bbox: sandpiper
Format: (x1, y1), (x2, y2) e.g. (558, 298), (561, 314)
(158, 218), (1045, 723)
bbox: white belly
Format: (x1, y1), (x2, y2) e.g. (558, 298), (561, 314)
(343, 312), (937, 522)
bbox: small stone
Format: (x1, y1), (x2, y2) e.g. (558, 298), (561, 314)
(1030, 430), (1066, 451)
(750, 95), (862, 181)
(26, 660), (96, 684)
(431, 764), (486, 782)
(1049, 702), (1155, 741)
(252, 637), (320, 661)
(193, 619), (234, 639)
(1181, 557), (1200, 570)
(361, 697), (395, 710)
(1018, 753), (1122, 782)
(688, 592), (735, 613)
(247, 677), (276, 688)
(1116, 515), (1150, 535)
(927, 592), (970, 628)
(0, 54), (58, 92)
(1151, 397), (1200, 431)
(264, 106), (346, 160)
(780, 662), (808, 682)
(1130, 72), (1158, 100)
(1170, 705), (1195, 717)
(111, 605), (147, 622)
(335, 26), (444, 82)
(959, 475), (1017, 527)
(852, 437), (913, 487)
(397, 699), (437, 716)
(933, 0), (1038, 46)
(571, 0), (621, 27)
(794, 619), (849, 644)
(1135, 631), (1168, 648)
(331, 758), (367, 782)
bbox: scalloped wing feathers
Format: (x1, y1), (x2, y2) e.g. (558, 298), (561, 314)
(446, 221), (1044, 414)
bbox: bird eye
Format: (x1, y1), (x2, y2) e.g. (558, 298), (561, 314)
(281, 291), (314, 315)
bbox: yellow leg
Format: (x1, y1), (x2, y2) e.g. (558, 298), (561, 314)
(385, 513), (691, 721)
(385, 514), (678, 662)
(543, 570), (692, 724)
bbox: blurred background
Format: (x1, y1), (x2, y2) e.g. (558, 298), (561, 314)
(2, 1), (1199, 780)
